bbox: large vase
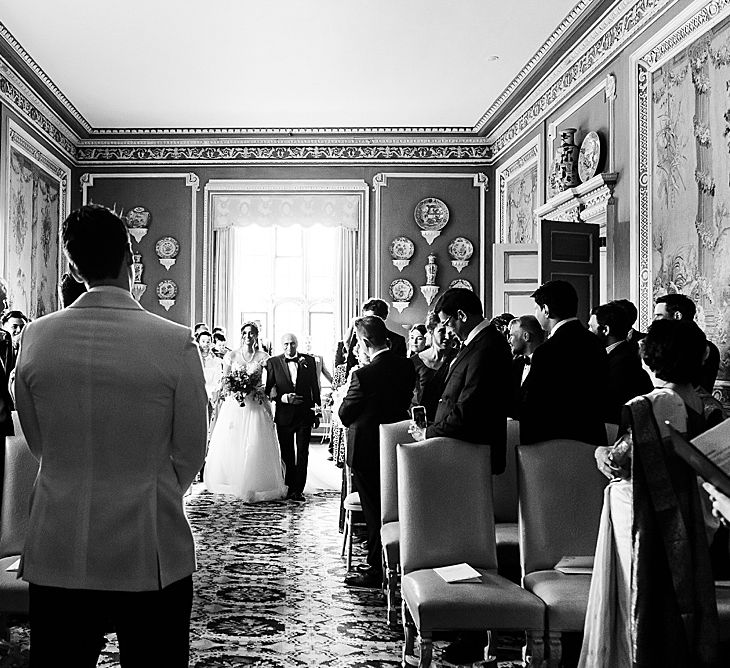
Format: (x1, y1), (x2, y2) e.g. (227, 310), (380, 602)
(559, 128), (581, 189)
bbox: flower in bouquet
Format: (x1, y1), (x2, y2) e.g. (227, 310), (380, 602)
(222, 366), (267, 408)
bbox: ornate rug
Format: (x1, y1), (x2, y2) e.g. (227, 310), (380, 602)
(0, 488), (526, 667)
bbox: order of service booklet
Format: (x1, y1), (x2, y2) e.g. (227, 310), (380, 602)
(554, 555), (594, 574)
(433, 563), (482, 583)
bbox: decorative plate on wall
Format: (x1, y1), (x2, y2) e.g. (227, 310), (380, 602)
(126, 206), (151, 228)
(389, 236), (416, 260)
(578, 131), (601, 183)
(448, 237), (474, 261)
(156, 279), (178, 300)
(389, 278), (414, 302)
(449, 279), (473, 291)
(155, 236), (180, 259)
(414, 198), (449, 231)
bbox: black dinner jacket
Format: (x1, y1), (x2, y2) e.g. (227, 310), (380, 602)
(426, 321), (512, 475)
(345, 326), (407, 372)
(265, 353), (320, 427)
(700, 339), (720, 394)
(338, 350), (415, 472)
(508, 355), (528, 419)
(605, 340), (654, 425)
(519, 319), (608, 446)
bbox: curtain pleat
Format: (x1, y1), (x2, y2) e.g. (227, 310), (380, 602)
(335, 227), (357, 342)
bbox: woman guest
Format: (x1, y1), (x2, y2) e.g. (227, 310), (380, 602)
(411, 312), (457, 422)
(580, 319), (722, 667)
(407, 324), (427, 357)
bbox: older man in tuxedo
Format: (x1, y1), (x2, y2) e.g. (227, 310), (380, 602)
(339, 316), (415, 588)
(265, 333), (320, 501)
(14, 205), (208, 666)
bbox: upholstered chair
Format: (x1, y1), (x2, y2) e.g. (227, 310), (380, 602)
(378, 419), (412, 628)
(516, 440), (607, 668)
(398, 437), (545, 668)
(0, 413), (39, 636)
(493, 418), (521, 583)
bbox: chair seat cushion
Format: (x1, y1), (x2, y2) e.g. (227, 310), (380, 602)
(523, 569), (592, 631)
(717, 584), (730, 641)
(380, 521), (400, 567)
(344, 492), (362, 511)
(402, 567), (544, 631)
(0, 555), (28, 614)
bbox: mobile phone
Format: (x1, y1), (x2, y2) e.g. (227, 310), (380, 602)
(411, 405), (427, 430)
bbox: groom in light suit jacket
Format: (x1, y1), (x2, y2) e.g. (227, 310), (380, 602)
(14, 205), (208, 666)
(265, 333), (320, 501)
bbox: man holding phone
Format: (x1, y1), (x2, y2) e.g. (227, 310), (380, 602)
(339, 316), (415, 588)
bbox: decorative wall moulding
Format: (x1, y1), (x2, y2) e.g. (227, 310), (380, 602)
(534, 172), (618, 228)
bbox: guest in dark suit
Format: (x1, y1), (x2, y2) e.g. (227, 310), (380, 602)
(339, 316), (415, 588)
(589, 302), (653, 425)
(507, 315), (544, 419)
(613, 298), (645, 351)
(654, 293), (720, 394)
(345, 298), (406, 372)
(265, 333), (321, 501)
(520, 280), (609, 446)
(413, 288), (512, 476)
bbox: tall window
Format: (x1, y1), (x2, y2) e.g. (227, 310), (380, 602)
(230, 224), (337, 358)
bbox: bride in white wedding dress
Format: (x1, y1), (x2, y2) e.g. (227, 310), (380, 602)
(204, 321), (287, 502)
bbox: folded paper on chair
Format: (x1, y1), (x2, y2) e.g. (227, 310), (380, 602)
(5, 558), (20, 572)
(554, 555), (594, 574)
(433, 563), (482, 583)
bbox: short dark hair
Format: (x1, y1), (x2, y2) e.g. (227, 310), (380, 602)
(641, 319), (706, 384)
(62, 205), (130, 282)
(656, 293), (696, 320)
(240, 321), (259, 338)
(213, 332), (226, 343)
(509, 315), (545, 344)
(362, 298), (389, 319)
(433, 288), (483, 318)
(531, 280), (578, 319)
(591, 303), (630, 339)
(59, 272), (86, 308)
(354, 315), (388, 347)
(612, 299), (638, 326)
(195, 330), (212, 343)
(1, 310), (28, 325)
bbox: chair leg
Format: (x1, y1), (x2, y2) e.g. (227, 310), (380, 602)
(417, 631), (433, 668)
(386, 566), (399, 628)
(341, 511), (349, 558)
(346, 515), (354, 572)
(547, 631), (562, 668)
(402, 600), (417, 667)
(525, 630), (546, 668)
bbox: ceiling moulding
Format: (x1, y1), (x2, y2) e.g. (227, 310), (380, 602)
(485, 0), (674, 163)
(75, 136), (492, 165)
(89, 126), (476, 137)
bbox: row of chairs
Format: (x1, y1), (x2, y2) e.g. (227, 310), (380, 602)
(376, 419), (730, 667)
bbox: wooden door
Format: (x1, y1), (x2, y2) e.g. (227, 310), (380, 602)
(492, 243), (539, 318)
(540, 220), (600, 323)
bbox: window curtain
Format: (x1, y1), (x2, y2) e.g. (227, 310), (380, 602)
(335, 227), (357, 343)
(213, 227), (236, 335)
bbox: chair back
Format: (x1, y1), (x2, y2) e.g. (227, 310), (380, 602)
(493, 419), (519, 523)
(517, 439), (607, 575)
(0, 413), (39, 557)
(397, 437), (496, 575)
(379, 419), (413, 525)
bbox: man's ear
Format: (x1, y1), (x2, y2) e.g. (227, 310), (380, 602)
(456, 309), (467, 322)
(68, 263), (84, 284)
(673, 311), (683, 321)
(602, 324), (611, 338)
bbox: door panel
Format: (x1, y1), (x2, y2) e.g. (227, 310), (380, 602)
(492, 243), (539, 318)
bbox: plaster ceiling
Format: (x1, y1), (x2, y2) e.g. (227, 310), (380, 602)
(0, 0), (584, 131)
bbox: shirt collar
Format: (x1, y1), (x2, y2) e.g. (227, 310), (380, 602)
(606, 340), (625, 355)
(548, 317), (579, 338)
(463, 318), (489, 347)
(87, 285), (131, 295)
(370, 348), (388, 361)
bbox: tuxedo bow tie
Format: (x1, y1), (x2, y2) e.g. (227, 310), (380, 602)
(521, 355), (531, 365)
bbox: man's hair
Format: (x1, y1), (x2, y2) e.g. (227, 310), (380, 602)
(240, 321), (259, 338)
(362, 298), (389, 319)
(195, 330), (212, 343)
(1, 310), (28, 325)
(433, 288), (483, 318)
(591, 302), (630, 339)
(656, 293), (696, 320)
(62, 205), (130, 282)
(611, 299), (638, 326)
(354, 315), (388, 347)
(642, 319), (706, 383)
(509, 315), (545, 345)
(59, 272), (86, 308)
(531, 280), (578, 319)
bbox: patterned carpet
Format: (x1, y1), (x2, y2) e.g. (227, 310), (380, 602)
(0, 486), (528, 667)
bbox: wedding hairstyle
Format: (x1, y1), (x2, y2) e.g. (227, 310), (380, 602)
(362, 298), (389, 319)
(531, 280), (578, 319)
(641, 319), (705, 384)
(656, 293), (697, 320)
(62, 205), (130, 281)
(240, 321), (259, 338)
(354, 315), (388, 347)
(433, 288), (483, 318)
(409, 324), (427, 337)
(1, 310), (29, 325)
(195, 330), (212, 344)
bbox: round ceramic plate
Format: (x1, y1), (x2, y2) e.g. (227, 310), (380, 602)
(389, 278), (414, 302)
(578, 131), (601, 183)
(389, 236), (415, 260)
(126, 206), (151, 229)
(448, 237), (474, 261)
(449, 279), (473, 291)
(414, 198), (449, 231)
(156, 279), (178, 300)
(155, 236), (180, 259)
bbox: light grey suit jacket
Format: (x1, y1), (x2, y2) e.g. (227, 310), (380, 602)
(14, 287), (208, 591)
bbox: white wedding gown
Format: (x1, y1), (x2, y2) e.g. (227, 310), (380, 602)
(204, 359), (287, 502)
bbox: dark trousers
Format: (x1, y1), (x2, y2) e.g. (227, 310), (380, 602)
(29, 575), (193, 668)
(352, 467), (382, 573)
(276, 422), (311, 495)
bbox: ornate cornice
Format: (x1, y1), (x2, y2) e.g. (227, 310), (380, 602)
(487, 0), (673, 161)
(90, 125), (475, 136)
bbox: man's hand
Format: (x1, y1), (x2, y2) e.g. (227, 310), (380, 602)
(283, 393), (304, 405)
(704, 482), (730, 527)
(408, 421), (426, 442)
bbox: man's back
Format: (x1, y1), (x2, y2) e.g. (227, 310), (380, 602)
(15, 288), (208, 591)
(605, 340), (653, 424)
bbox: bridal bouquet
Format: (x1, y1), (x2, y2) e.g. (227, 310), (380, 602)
(222, 366), (268, 408)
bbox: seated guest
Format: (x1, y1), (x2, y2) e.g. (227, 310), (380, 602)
(507, 315), (544, 418)
(411, 311), (457, 422)
(654, 293), (720, 394)
(345, 299), (406, 372)
(582, 319), (721, 667)
(407, 323), (427, 357)
(520, 280), (608, 446)
(589, 302), (653, 425)
(613, 298), (645, 350)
